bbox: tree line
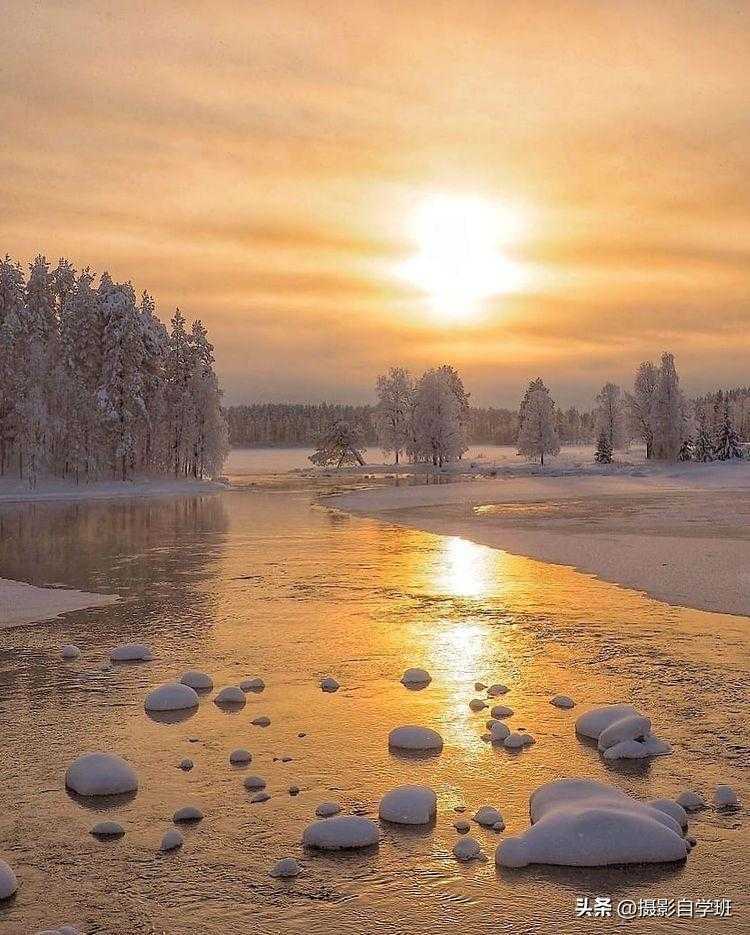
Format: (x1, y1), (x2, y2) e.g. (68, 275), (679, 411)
(0, 254), (228, 485)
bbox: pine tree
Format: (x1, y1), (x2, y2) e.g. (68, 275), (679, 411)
(693, 414), (715, 462)
(678, 438), (693, 462)
(714, 402), (743, 461)
(594, 429), (613, 463)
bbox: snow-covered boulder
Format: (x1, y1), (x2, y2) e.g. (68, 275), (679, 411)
(401, 668), (431, 686)
(251, 791), (271, 803)
(240, 677), (265, 692)
(269, 857), (302, 878)
(315, 802), (342, 818)
(178, 758), (194, 772)
(243, 775), (267, 790)
(485, 721), (511, 743)
(469, 698), (488, 711)
(550, 695), (575, 709)
(453, 837), (484, 861)
(676, 790), (707, 811)
(648, 799), (688, 831)
(145, 682), (199, 712)
(302, 815), (379, 850)
(320, 676), (340, 692)
(173, 806), (203, 823)
(576, 704), (671, 760)
(214, 686), (245, 706)
(180, 670), (213, 691)
(715, 785), (740, 808)
(61, 644), (81, 660)
(602, 736), (672, 760)
(65, 752), (138, 796)
(91, 820), (125, 837)
(495, 779), (689, 868)
(388, 725), (443, 752)
(453, 819), (470, 833)
(490, 704), (513, 719)
(229, 749), (252, 765)
(575, 703), (638, 740)
(110, 643), (153, 662)
(160, 830), (183, 852)
(379, 785), (437, 825)
(486, 683), (509, 696)
(0, 860), (16, 901)
(598, 714), (651, 750)
(503, 732), (527, 750)
(473, 806), (504, 828)
(251, 715), (271, 727)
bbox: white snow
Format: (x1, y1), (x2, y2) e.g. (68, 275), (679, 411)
(240, 677), (265, 692)
(473, 806), (504, 828)
(229, 749), (252, 765)
(676, 790), (707, 811)
(551, 695), (575, 709)
(378, 785), (437, 825)
(453, 837), (485, 861)
(243, 776), (267, 790)
(0, 577), (118, 630)
(315, 802), (342, 817)
(173, 806), (203, 823)
(160, 830), (183, 852)
(91, 820), (125, 837)
(61, 644), (81, 659)
(715, 785), (740, 808)
(110, 643), (153, 662)
(144, 682), (199, 712)
(496, 779), (689, 868)
(576, 704), (671, 760)
(598, 713), (651, 750)
(251, 715), (271, 726)
(400, 667), (432, 686)
(214, 686), (246, 706)
(388, 725), (444, 752)
(490, 704), (513, 719)
(0, 860), (16, 900)
(0, 476), (224, 504)
(320, 676), (340, 692)
(302, 815), (379, 850)
(269, 857), (302, 878)
(65, 752), (138, 796)
(180, 670), (213, 690)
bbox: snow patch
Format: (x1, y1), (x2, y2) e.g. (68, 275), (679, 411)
(144, 682), (199, 712)
(65, 753), (138, 797)
(302, 815), (379, 850)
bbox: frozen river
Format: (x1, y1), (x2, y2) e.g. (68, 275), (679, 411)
(0, 468), (748, 932)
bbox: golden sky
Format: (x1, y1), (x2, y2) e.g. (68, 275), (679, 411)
(3, 0), (749, 406)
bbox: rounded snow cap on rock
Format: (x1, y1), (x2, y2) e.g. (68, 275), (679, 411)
(160, 830), (183, 852)
(676, 790), (707, 812)
(65, 752), (139, 797)
(490, 704), (514, 719)
(240, 677), (265, 692)
(0, 860), (17, 900)
(400, 667), (432, 686)
(61, 644), (81, 659)
(270, 857), (302, 878)
(251, 791), (271, 803)
(469, 698), (488, 711)
(145, 682), (200, 712)
(574, 703), (638, 740)
(251, 715), (271, 727)
(453, 837), (484, 861)
(715, 785), (740, 808)
(550, 694), (575, 709)
(474, 805), (504, 828)
(214, 686), (246, 706)
(180, 670), (213, 691)
(388, 725), (444, 752)
(173, 806), (203, 823)
(315, 801), (342, 818)
(91, 820), (125, 837)
(379, 785), (437, 825)
(488, 721), (511, 743)
(243, 775), (267, 790)
(110, 643), (153, 662)
(320, 676), (340, 692)
(453, 819), (471, 833)
(229, 748), (252, 765)
(486, 683), (509, 696)
(503, 732), (526, 750)
(302, 815), (379, 850)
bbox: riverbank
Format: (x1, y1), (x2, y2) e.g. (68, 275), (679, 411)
(0, 476), (226, 503)
(332, 460), (750, 617)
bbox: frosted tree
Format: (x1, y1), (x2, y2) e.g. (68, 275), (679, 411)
(678, 438), (693, 461)
(650, 352), (684, 461)
(595, 382), (626, 451)
(188, 319), (229, 477)
(309, 421), (365, 467)
(0, 257), (25, 474)
(411, 368), (466, 466)
(625, 361), (658, 458)
(692, 411), (714, 462)
(594, 429), (613, 463)
(519, 377), (546, 426)
(374, 367), (413, 464)
(517, 382), (560, 466)
(436, 364), (471, 457)
(714, 401), (743, 461)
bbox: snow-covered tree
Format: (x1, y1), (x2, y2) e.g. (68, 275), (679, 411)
(714, 401), (743, 461)
(309, 421), (366, 467)
(692, 412), (714, 462)
(595, 382), (626, 451)
(625, 361), (658, 458)
(374, 367), (413, 464)
(650, 352), (684, 461)
(594, 429), (613, 463)
(517, 381), (560, 466)
(410, 368), (466, 466)
(678, 438), (693, 462)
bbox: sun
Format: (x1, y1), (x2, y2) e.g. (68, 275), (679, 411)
(399, 193), (526, 321)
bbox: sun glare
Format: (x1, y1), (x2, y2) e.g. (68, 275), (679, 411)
(399, 194), (526, 321)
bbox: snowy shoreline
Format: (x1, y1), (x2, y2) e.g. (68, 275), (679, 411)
(0, 476), (227, 504)
(0, 578), (119, 629)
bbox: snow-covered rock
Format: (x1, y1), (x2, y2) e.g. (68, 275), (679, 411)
(575, 703), (638, 740)
(401, 667), (431, 686)
(603, 736), (672, 760)
(648, 799), (688, 831)
(598, 714), (651, 750)
(0, 860), (16, 900)
(503, 732), (527, 750)
(379, 785), (437, 825)
(214, 686), (245, 706)
(65, 752), (138, 796)
(173, 806), (203, 823)
(269, 857), (302, 878)
(145, 682), (199, 712)
(302, 815), (379, 850)
(453, 819), (470, 833)
(486, 721), (510, 743)
(715, 785), (740, 808)
(576, 704), (671, 760)
(251, 791), (271, 803)
(453, 837), (484, 861)
(229, 749), (252, 765)
(178, 758), (194, 771)
(469, 698), (488, 711)
(473, 806), (504, 828)
(320, 676), (340, 692)
(486, 683), (509, 696)
(676, 790), (707, 811)
(110, 643), (153, 662)
(315, 802), (342, 818)
(91, 820), (125, 837)
(251, 715), (271, 727)
(61, 644), (81, 659)
(388, 725), (443, 752)
(490, 704), (513, 719)
(495, 779), (689, 868)
(243, 775), (267, 790)
(240, 677), (265, 692)
(474, 681), (487, 691)
(180, 670), (213, 691)
(550, 694), (575, 709)
(160, 830), (183, 851)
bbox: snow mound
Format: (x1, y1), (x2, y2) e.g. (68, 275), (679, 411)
(270, 857), (302, 878)
(61, 644), (81, 659)
(487, 683), (509, 696)
(173, 806), (203, 823)
(453, 819), (470, 833)
(490, 704), (513, 719)
(453, 837), (485, 861)
(0, 859), (16, 901)
(110, 643), (153, 662)
(214, 686), (245, 706)
(715, 785), (740, 808)
(388, 725), (443, 752)
(474, 806), (504, 828)
(145, 682), (199, 712)
(315, 802), (342, 818)
(598, 714), (651, 750)
(229, 749), (252, 765)
(240, 677), (265, 692)
(91, 820), (125, 837)
(576, 704), (671, 760)
(485, 721), (511, 743)
(251, 791), (271, 803)
(401, 667), (432, 686)
(243, 775), (267, 790)
(160, 830), (183, 852)
(65, 752), (138, 796)
(603, 736), (672, 760)
(178, 758), (194, 772)
(676, 790), (707, 811)
(469, 698), (488, 711)
(495, 779), (689, 868)
(551, 695), (575, 709)
(320, 676), (340, 692)
(302, 815), (379, 850)
(180, 670), (213, 690)
(503, 732), (527, 749)
(251, 715), (271, 727)
(648, 799), (688, 830)
(379, 785), (437, 825)
(575, 703), (638, 740)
